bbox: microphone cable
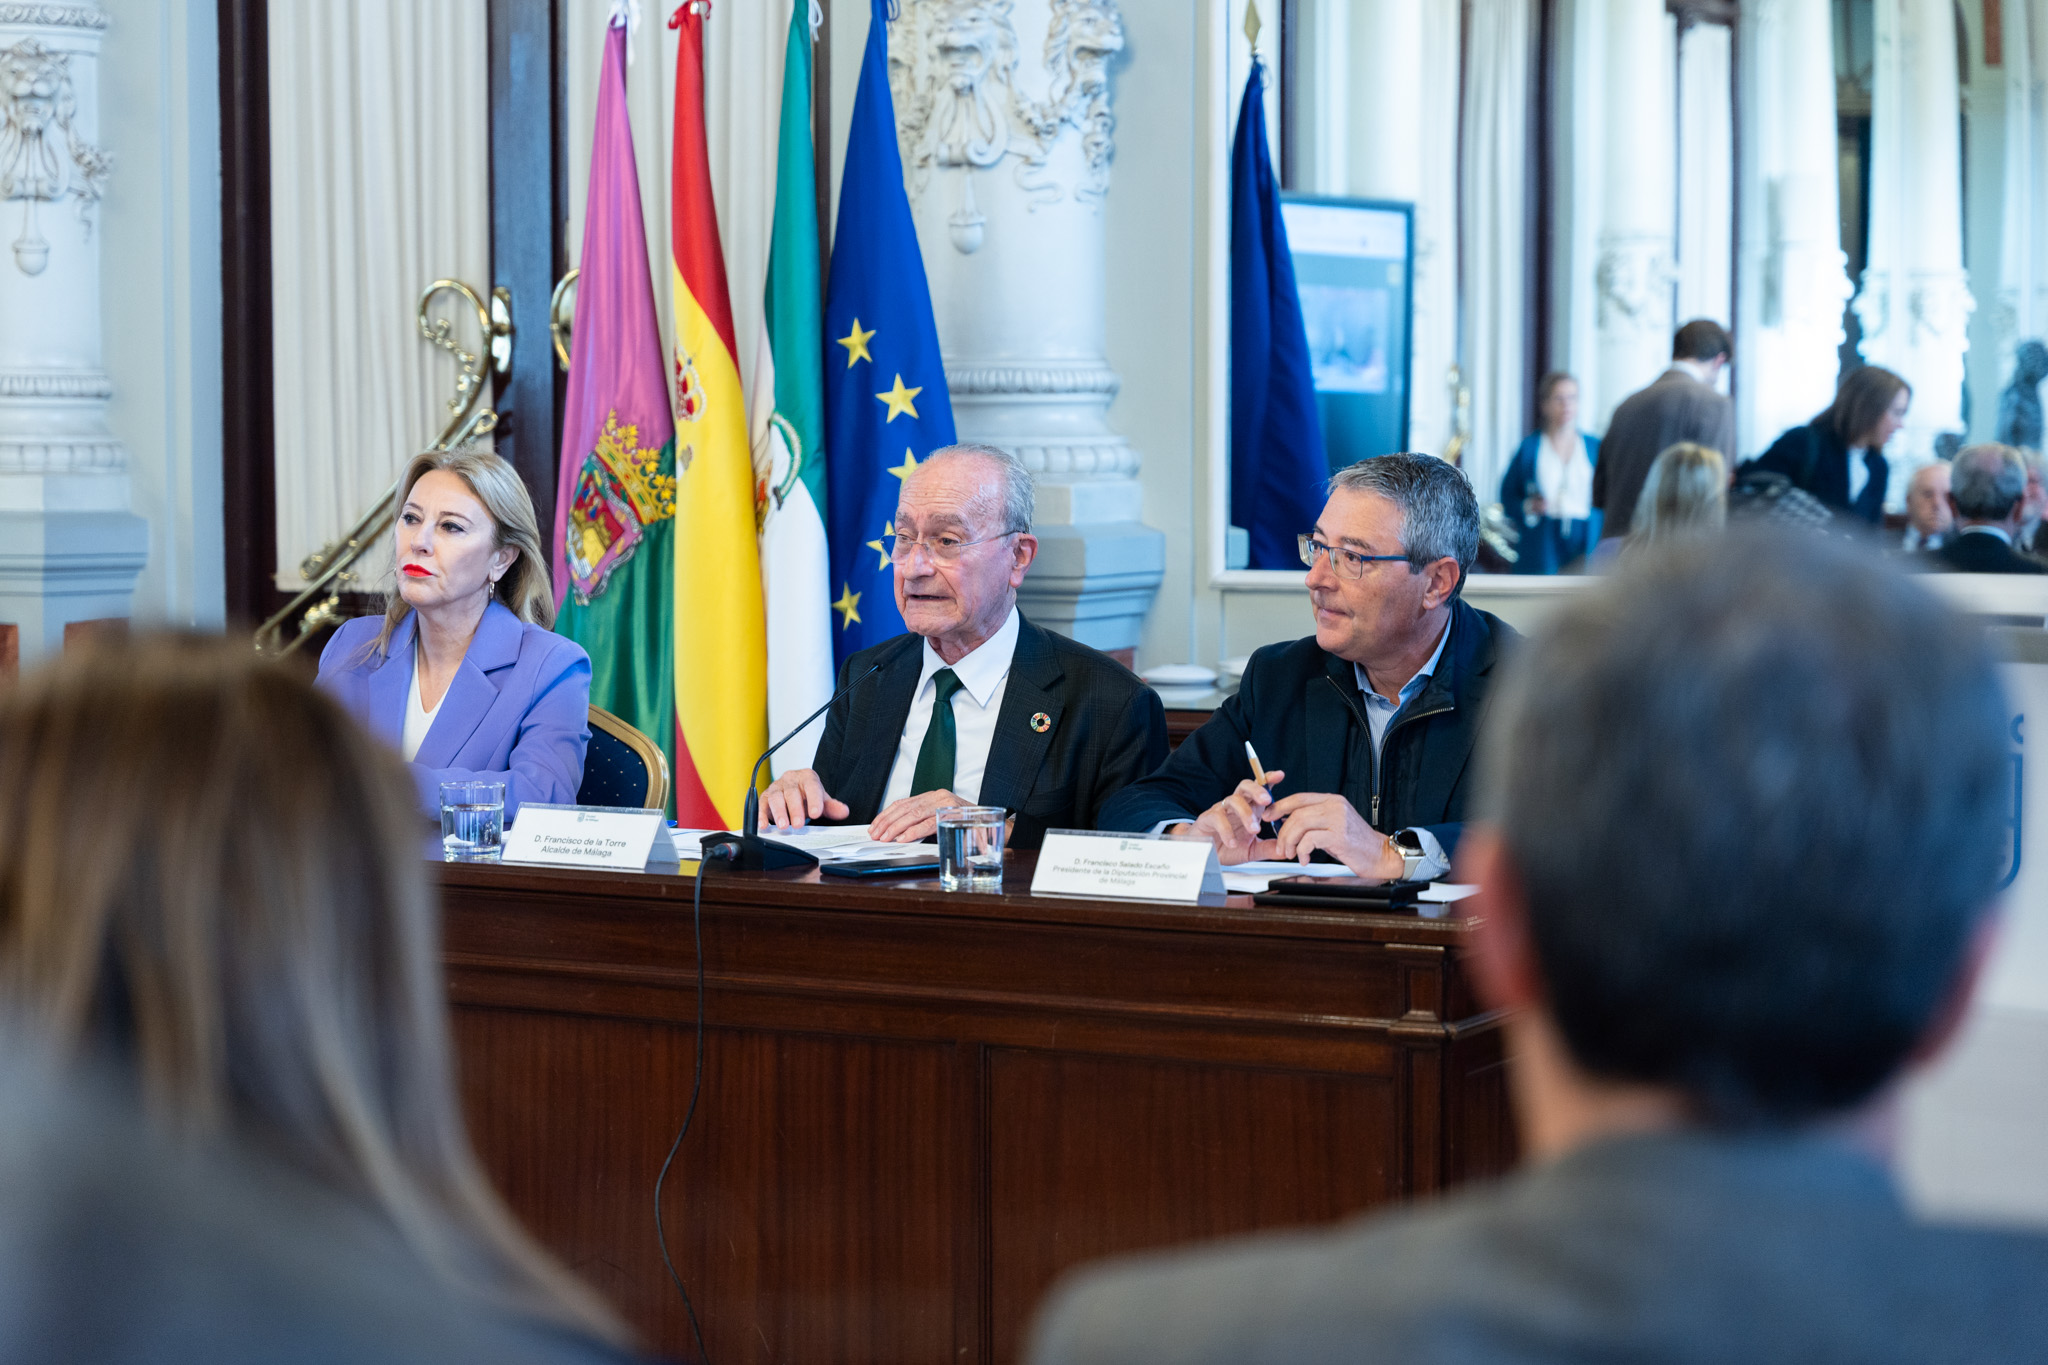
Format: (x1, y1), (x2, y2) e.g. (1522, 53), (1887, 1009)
(653, 844), (728, 1365)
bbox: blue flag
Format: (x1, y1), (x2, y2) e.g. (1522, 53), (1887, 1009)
(824, 0), (957, 664)
(1230, 58), (1327, 570)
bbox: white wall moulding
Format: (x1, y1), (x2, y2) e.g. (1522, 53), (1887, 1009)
(1856, 0), (1970, 489)
(1735, 0), (1852, 459)
(0, 0), (145, 661)
(1591, 2), (1677, 433)
(891, 0), (1163, 653)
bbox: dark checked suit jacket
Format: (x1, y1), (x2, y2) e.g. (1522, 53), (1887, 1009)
(810, 612), (1167, 849)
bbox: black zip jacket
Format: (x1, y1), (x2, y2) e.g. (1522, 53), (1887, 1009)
(1097, 597), (1516, 858)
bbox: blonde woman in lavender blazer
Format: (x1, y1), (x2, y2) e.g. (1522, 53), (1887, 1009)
(318, 449), (590, 820)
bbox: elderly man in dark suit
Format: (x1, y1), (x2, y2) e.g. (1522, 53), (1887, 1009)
(1098, 453), (1514, 880)
(1930, 442), (2048, 575)
(760, 443), (1165, 848)
(1591, 319), (1736, 539)
(1030, 532), (2048, 1365)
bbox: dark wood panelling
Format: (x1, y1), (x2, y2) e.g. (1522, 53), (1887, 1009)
(0, 624), (15, 682)
(1164, 706), (1211, 750)
(443, 857), (1513, 1365)
(487, 0), (570, 529)
(456, 1012), (969, 1365)
(986, 1050), (1399, 1355)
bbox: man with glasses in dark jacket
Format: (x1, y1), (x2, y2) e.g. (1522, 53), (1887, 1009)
(1098, 453), (1514, 880)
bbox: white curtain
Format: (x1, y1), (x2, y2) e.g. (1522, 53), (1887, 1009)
(1675, 23), (1733, 332)
(1459, 0), (1533, 506)
(268, 1), (491, 590)
(563, 0), (788, 425)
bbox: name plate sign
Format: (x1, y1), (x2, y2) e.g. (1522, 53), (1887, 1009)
(1031, 830), (1225, 903)
(503, 803), (678, 870)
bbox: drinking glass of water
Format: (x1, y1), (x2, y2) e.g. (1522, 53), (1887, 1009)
(935, 806), (1005, 891)
(440, 780), (505, 861)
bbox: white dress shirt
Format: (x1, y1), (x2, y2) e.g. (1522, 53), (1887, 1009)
(879, 607), (1021, 809)
(1848, 448), (1871, 505)
(400, 640), (444, 763)
(1353, 620), (1452, 879)
(1535, 430), (1594, 523)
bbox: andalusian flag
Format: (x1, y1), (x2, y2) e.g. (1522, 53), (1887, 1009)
(553, 12), (679, 808)
(670, 0), (768, 827)
(752, 1), (833, 774)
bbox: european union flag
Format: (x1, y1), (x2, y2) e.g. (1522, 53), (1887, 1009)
(1230, 57), (1327, 570)
(824, 0), (957, 665)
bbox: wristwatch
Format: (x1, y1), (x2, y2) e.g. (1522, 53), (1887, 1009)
(1392, 829), (1426, 881)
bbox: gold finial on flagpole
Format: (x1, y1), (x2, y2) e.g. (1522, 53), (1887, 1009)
(1243, 0), (1263, 51)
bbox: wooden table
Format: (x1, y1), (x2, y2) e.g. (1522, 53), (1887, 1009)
(441, 854), (1513, 1365)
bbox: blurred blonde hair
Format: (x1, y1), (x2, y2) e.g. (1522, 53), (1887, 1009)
(376, 448), (554, 657)
(1633, 442), (1728, 545)
(0, 635), (624, 1345)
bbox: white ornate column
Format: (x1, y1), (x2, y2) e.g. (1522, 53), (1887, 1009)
(1592, 0), (1677, 431)
(888, 0), (1161, 654)
(1855, 0), (1971, 483)
(1736, 0), (1852, 457)
(0, 2), (146, 661)
(1328, 0), (1458, 458)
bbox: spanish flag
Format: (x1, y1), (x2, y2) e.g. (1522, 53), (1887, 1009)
(669, 0), (767, 827)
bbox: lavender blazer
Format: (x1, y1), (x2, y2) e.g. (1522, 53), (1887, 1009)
(316, 602), (592, 820)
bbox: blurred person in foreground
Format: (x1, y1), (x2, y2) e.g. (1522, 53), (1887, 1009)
(1498, 372), (1602, 574)
(1927, 443), (2048, 575)
(1029, 531), (2047, 1365)
(0, 1040), (633, 1364)
(1590, 319), (1735, 540)
(1746, 364), (1911, 528)
(319, 448), (590, 821)
(1900, 460), (1954, 554)
(0, 636), (633, 1360)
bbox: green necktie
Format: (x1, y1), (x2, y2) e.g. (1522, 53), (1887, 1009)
(909, 668), (966, 796)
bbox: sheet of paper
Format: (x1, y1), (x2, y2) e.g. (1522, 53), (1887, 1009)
(1418, 882), (1480, 903)
(1227, 861), (1366, 877)
(668, 824), (891, 859)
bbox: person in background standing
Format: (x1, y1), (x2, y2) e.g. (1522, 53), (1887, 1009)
(1745, 365), (1911, 528)
(1499, 372), (1602, 574)
(1590, 320), (1736, 541)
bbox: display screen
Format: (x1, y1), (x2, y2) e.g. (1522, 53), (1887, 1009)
(1280, 197), (1414, 469)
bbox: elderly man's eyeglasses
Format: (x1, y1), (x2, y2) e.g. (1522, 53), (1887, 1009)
(1298, 534), (1408, 580)
(885, 530), (1016, 564)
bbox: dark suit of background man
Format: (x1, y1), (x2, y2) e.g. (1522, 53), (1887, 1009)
(1592, 319), (1736, 539)
(762, 443), (1165, 848)
(1033, 531), (2048, 1365)
(1930, 442), (2048, 575)
(1099, 453), (1514, 880)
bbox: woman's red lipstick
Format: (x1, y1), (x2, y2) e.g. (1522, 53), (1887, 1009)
(401, 564), (432, 578)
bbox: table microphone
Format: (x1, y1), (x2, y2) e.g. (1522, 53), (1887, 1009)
(701, 659), (885, 870)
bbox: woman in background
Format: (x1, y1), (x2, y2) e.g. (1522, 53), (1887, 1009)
(1628, 441), (1728, 555)
(1499, 371), (1602, 573)
(1746, 365), (1911, 527)
(318, 448), (589, 819)
(0, 636), (630, 1357)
